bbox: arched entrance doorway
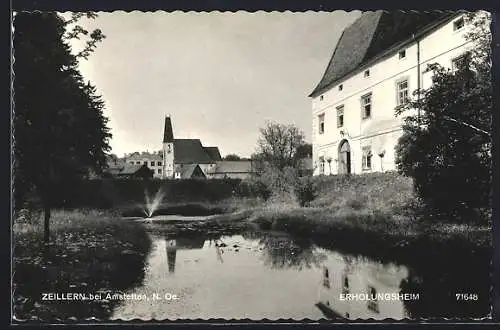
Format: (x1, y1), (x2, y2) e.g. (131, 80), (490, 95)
(338, 139), (351, 174)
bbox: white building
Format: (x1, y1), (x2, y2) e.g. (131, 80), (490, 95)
(310, 11), (474, 175)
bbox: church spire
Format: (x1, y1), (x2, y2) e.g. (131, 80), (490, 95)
(163, 115), (174, 143)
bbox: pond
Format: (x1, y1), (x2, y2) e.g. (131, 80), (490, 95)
(108, 216), (490, 321)
(110, 228), (415, 320)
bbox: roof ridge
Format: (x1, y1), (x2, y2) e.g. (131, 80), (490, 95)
(309, 10), (454, 98)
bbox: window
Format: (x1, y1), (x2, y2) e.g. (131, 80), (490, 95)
(398, 49), (406, 59)
(323, 267), (330, 288)
(157, 161), (162, 166)
(364, 69), (370, 78)
(129, 161), (134, 165)
(319, 157), (325, 175)
(150, 161), (155, 167)
(362, 146), (373, 170)
(318, 114), (325, 134)
(320, 95), (324, 101)
(397, 79), (409, 106)
(338, 84), (343, 91)
(136, 161), (141, 165)
(452, 52), (470, 72)
(453, 17), (465, 31)
(336, 105), (344, 128)
(143, 161), (148, 165)
(367, 286), (380, 313)
(361, 93), (372, 119)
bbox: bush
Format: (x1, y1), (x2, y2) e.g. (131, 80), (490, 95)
(240, 178), (272, 201)
(294, 176), (316, 207)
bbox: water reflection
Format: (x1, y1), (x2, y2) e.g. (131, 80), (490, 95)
(112, 230), (417, 320)
(316, 253), (409, 320)
(242, 231), (327, 270)
(165, 236), (206, 273)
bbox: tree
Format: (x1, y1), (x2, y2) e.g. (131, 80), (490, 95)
(395, 11), (491, 222)
(14, 12), (111, 243)
(256, 122), (306, 171)
(296, 143), (312, 159)
(224, 154), (241, 161)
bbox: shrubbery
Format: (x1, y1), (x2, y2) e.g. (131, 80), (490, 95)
(241, 166), (317, 207)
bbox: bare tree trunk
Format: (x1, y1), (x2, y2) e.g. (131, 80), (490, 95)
(43, 201), (51, 244)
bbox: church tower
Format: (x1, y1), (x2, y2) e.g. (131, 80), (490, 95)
(163, 116), (175, 178)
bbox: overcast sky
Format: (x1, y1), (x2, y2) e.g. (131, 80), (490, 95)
(68, 11), (361, 158)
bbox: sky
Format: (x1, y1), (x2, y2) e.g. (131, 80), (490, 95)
(67, 11), (361, 158)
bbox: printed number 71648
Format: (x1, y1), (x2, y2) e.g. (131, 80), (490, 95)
(456, 293), (479, 301)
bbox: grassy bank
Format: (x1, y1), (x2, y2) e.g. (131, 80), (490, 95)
(250, 172), (491, 258)
(13, 209), (151, 322)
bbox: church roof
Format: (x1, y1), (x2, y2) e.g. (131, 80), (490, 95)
(173, 139), (214, 164)
(203, 147), (222, 161)
(163, 116), (174, 142)
(309, 10), (454, 97)
(162, 116), (222, 164)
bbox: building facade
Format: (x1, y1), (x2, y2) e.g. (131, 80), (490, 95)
(125, 151), (164, 178)
(310, 11), (474, 175)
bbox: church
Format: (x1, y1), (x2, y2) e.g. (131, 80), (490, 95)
(162, 116), (223, 179)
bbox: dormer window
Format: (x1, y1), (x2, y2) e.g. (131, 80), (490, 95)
(398, 50), (406, 59)
(364, 70), (370, 78)
(338, 84), (343, 91)
(453, 17), (465, 31)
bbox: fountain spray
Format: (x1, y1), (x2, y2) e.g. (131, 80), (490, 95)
(144, 187), (165, 218)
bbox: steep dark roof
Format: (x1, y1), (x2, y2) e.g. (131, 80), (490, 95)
(163, 116), (174, 143)
(173, 139), (214, 164)
(179, 164), (206, 179)
(309, 11), (453, 97)
(121, 164), (148, 175)
(203, 147), (222, 161)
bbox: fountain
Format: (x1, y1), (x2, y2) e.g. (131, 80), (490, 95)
(143, 187), (165, 218)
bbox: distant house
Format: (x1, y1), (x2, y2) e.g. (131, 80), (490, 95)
(174, 164), (206, 180)
(209, 160), (254, 180)
(125, 151), (164, 178)
(103, 163), (153, 179)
